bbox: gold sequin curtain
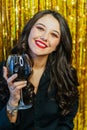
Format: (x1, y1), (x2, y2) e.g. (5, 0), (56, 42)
(0, 0), (87, 130)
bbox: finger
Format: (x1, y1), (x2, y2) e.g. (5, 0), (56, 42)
(13, 81), (27, 86)
(3, 66), (8, 80)
(10, 82), (27, 91)
(16, 83), (27, 89)
(7, 74), (18, 83)
(13, 81), (27, 89)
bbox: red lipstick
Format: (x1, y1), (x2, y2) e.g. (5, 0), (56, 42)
(35, 40), (47, 49)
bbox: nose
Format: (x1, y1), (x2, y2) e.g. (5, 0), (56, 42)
(40, 32), (48, 42)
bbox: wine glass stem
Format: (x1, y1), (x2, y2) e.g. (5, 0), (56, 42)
(19, 89), (24, 105)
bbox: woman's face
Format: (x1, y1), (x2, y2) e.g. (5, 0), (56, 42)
(28, 14), (61, 57)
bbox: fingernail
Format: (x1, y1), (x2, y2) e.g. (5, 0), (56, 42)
(25, 81), (27, 83)
(14, 73), (18, 77)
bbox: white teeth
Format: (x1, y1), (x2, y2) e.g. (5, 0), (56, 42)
(36, 41), (46, 47)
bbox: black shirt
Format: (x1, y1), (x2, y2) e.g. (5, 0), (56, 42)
(0, 63), (78, 130)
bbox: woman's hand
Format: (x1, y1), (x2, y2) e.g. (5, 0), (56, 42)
(3, 66), (27, 107)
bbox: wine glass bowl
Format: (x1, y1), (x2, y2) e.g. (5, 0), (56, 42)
(6, 54), (33, 110)
(7, 54), (31, 80)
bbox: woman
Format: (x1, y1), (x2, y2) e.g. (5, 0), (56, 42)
(0, 9), (79, 130)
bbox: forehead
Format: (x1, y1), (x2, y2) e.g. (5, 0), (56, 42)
(35, 14), (60, 30)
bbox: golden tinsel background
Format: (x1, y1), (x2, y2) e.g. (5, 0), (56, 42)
(0, 0), (87, 130)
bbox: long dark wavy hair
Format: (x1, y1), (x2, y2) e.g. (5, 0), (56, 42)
(0, 10), (79, 116)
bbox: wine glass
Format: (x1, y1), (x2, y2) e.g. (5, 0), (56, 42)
(6, 54), (33, 110)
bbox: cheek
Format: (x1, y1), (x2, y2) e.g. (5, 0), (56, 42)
(29, 30), (35, 38)
(30, 27), (41, 37)
(51, 39), (60, 48)
(49, 39), (60, 52)
(28, 29), (35, 44)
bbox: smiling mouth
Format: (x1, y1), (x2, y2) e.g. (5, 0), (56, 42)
(35, 40), (47, 49)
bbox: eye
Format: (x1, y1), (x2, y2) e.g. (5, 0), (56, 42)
(36, 26), (44, 31)
(51, 33), (59, 38)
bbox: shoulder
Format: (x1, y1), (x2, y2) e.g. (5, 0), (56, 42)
(0, 61), (9, 104)
(0, 60), (8, 89)
(0, 61), (6, 66)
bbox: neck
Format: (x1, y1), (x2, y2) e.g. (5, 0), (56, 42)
(32, 55), (48, 69)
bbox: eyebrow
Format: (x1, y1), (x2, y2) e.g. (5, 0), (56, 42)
(35, 23), (60, 36)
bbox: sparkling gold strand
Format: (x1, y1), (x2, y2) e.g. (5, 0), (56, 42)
(9, 0), (15, 51)
(51, 0), (57, 10)
(29, 0), (36, 16)
(34, 0), (39, 13)
(2, 0), (8, 60)
(15, 0), (19, 40)
(38, 0), (45, 10)
(25, 0), (28, 19)
(56, 0), (62, 13)
(45, 0), (52, 9)
(67, 0), (77, 67)
(20, 0), (25, 30)
(61, 0), (67, 18)
(0, 0), (2, 61)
